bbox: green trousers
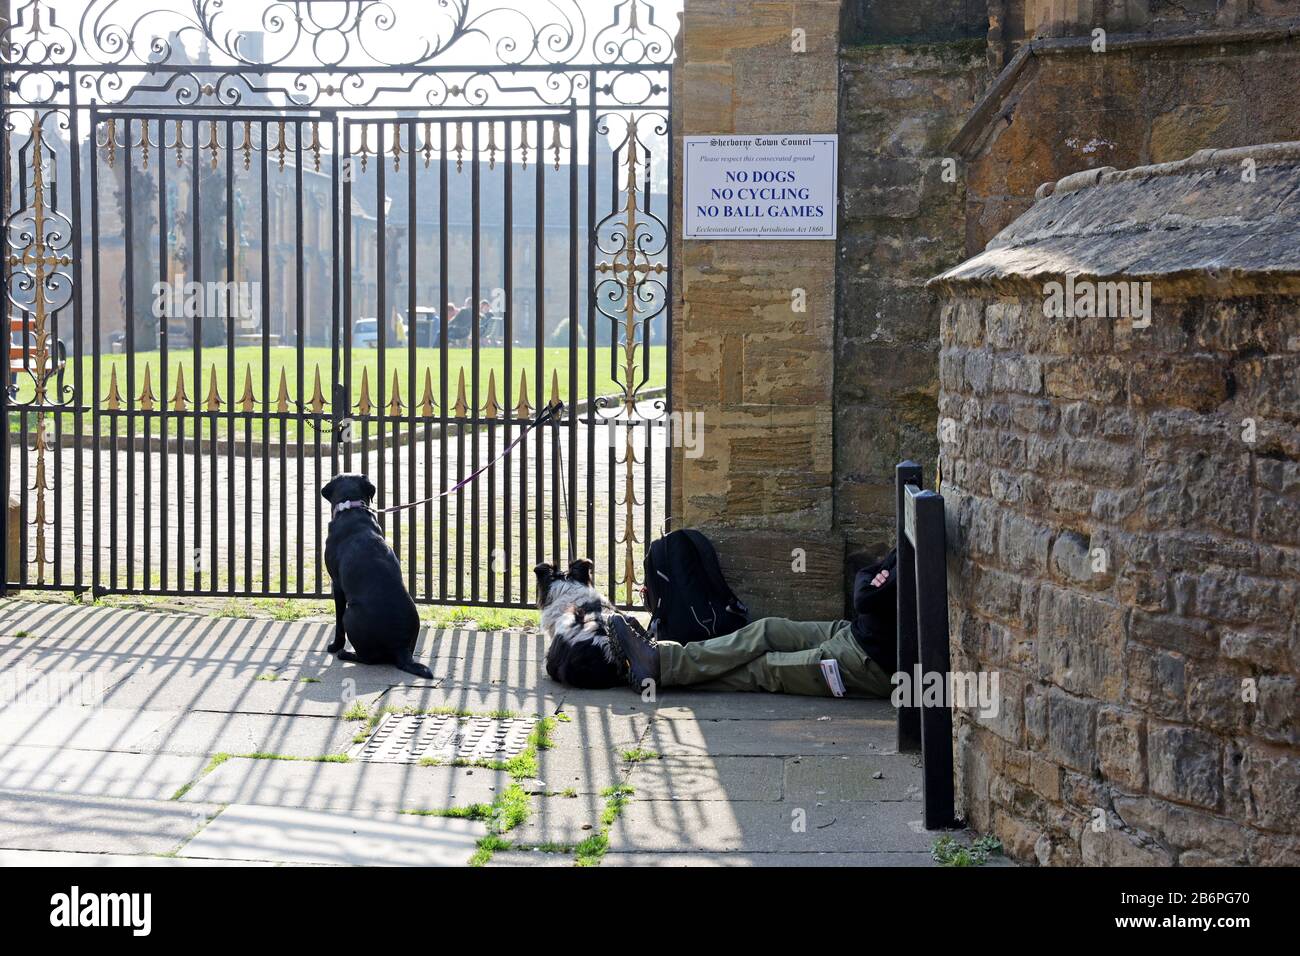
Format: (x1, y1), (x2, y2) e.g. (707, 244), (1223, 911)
(657, 617), (892, 698)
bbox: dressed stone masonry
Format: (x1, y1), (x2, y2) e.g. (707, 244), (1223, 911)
(930, 143), (1300, 866)
(672, 0), (844, 618)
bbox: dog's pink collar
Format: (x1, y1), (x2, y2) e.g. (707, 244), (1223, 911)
(332, 499), (371, 519)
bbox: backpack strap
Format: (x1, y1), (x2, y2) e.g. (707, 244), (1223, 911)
(643, 536), (671, 614)
(679, 529), (748, 615)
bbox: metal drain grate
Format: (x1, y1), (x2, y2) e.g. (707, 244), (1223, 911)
(351, 713), (538, 765)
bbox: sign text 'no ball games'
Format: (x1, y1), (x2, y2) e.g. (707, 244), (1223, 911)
(684, 135), (838, 240)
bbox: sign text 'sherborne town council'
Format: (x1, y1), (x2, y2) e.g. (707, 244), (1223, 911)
(683, 134), (837, 240)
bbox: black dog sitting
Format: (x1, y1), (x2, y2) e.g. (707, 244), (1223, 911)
(321, 473), (433, 680)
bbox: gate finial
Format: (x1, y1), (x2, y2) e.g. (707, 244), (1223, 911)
(309, 366), (326, 414)
(453, 368), (468, 417)
(238, 364), (256, 412)
(518, 120), (531, 169)
(205, 364), (222, 412)
(276, 368), (290, 413)
(171, 365), (189, 412)
(310, 121), (322, 173)
(204, 120), (220, 171)
(274, 120), (288, 171)
(388, 368), (403, 416)
(105, 117), (117, 168)
(358, 366), (372, 416)
(484, 369), (499, 419)
(138, 365), (156, 411)
(106, 365), (122, 411)
(515, 368), (531, 418)
(549, 120), (563, 170)
(420, 368), (435, 417)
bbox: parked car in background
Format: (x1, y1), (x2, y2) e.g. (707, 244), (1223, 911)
(354, 318), (378, 348)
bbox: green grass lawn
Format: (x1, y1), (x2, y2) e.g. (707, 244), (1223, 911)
(13, 345), (665, 439)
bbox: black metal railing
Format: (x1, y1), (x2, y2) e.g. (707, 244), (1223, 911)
(1, 0), (674, 609)
(895, 460), (957, 830)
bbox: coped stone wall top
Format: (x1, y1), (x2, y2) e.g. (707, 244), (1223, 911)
(930, 142), (1300, 293)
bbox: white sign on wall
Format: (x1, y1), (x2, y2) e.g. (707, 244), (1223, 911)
(683, 134), (837, 240)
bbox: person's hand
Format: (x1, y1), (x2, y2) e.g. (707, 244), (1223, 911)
(871, 568), (890, 588)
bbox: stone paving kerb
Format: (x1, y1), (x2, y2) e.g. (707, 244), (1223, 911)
(0, 600), (990, 867)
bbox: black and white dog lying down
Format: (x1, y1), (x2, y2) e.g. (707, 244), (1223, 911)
(321, 473), (433, 680)
(536, 559), (644, 689)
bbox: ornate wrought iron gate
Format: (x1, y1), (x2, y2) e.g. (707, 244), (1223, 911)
(1, 0), (672, 608)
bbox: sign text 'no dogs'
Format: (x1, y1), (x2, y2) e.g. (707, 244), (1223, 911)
(684, 135), (837, 240)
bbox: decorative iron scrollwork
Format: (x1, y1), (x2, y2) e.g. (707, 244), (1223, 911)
(4, 110), (76, 583)
(594, 112), (668, 603)
(0, 0), (664, 70)
(1, 1), (675, 604)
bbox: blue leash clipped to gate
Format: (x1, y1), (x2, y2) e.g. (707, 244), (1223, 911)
(373, 401), (579, 561)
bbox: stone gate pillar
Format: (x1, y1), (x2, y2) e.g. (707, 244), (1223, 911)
(672, 0), (844, 617)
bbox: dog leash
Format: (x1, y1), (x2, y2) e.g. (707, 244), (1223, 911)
(552, 406), (578, 563)
(366, 402), (564, 515)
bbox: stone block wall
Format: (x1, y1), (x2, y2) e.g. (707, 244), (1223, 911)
(997, 0), (1293, 44)
(841, 0), (989, 44)
(962, 21), (1300, 251)
(673, 0), (845, 618)
(936, 289), (1300, 865)
(836, 39), (991, 567)
(674, 0), (1300, 627)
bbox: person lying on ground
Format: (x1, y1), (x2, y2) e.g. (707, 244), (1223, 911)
(610, 548), (898, 697)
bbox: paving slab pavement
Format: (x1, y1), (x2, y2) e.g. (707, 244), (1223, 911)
(179, 804), (485, 866)
(0, 789), (218, 855)
(422, 627), (549, 662)
(0, 602), (331, 656)
(0, 848), (278, 866)
(0, 598), (970, 868)
(378, 681), (562, 719)
(608, 799), (935, 854)
(487, 849), (581, 867)
(0, 745), (210, 801)
(783, 754), (924, 802)
(505, 792), (608, 846)
(551, 701), (653, 745)
(133, 710), (357, 758)
(601, 851), (937, 867)
(99, 660), (391, 716)
(180, 756), (509, 812)
(0, 706), (177, 751)
(646, 693), (895, 722)
(640, 716), (898, 757)
(532, 744), (634, 794)
(625, 756), (785, 801)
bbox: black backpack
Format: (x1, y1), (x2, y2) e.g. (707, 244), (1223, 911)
(643, 530), (749, 643)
